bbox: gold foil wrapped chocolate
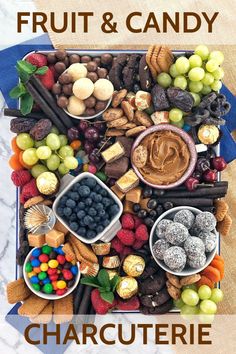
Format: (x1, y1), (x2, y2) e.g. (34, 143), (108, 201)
(102, 255), (120, 269)
(106, 269), (119, 280)
(123, 255), (145, 277)
(36, 172), (59, 195)
(116, 276), (138, 299)
(198, 124), (219, 145)
(91, 242), (111, 256)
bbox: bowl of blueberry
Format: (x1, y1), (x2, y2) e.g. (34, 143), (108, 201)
(149, 206), (218, 276)
(53, 172), (123, 244)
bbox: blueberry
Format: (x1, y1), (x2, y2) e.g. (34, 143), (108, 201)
(70, 222), (79, 231)
(85, 197), (93, 206)
(74, 182), (81, 191)
(70, 192), (80, 201)
(80, 220), (85, 227)
(64, 207), (72, 217)
(102, 197), (111, 208)
(78, 227), (86, 236)
(78, 185), (91, 197)
(77, 210), (86, 219)
(133, 203), (141, 213)
(88, 223), (96, 230)
(143, 186), (153, 198)
(156, 205), (164, 216)
(66, 199), (76, 208)
(60, 196), (67, 205)
(94, 194), (102, 202)
(95, 203), (103, 211)
(144, 217), (154, 228)
(147, 199), (157, 210)
(85, 177), (97, 189)
(94, 216), (101, 222)
(70, 213), (77, 221)
(94, 184), (102, 193)
(90, 192), (97, 200)
(100, 189), (108, 197)
(57, 207), (64, 216)
(88, 207), (97, 216)
(149, 210), (157, 220)
(153, 189), (165, 197)
(103, 219), (110, 228)
(87, 230), (96, 239)
(98, 209), (106, 217)
(163, 201), (174, 210)
(137, 209), (147, 219)
(78, 202), (85, 210)
(109, 204), (120, 216)
(84, 215), (94, 225)
(97, 225), (104, 233)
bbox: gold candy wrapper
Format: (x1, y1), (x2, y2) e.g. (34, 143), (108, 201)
(91, 242), (111, 256)
(36, 172), (59, 195)
(106, 269), (119, 280)
(116, 276), (138, 299)
(102, 255), (120, 269)
(198, 124), (219, 145)
(123, 255), (145, 277)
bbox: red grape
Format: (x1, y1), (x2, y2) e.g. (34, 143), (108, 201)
(85, 127), (99, 142)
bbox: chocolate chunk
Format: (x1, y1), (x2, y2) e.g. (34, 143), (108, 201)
(140, 299), (173, 314)
(139, 55), (152, 91)
(109, 54), (128, 90)
(105, 156), (129, 179)
(116, 136), (134, 157)
(122, 54), (140, 91)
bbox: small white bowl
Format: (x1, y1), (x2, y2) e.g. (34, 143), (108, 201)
(149, 206), (218, 276)
(23, 246), (80, 300)
(53, 172), (123, 244)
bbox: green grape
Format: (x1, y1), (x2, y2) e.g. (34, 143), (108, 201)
(58, 145), (74, 158)
(208, 50), (224, 65)
(171, 119), (184, 128)
(58, 134), (68, 147)
(36, 146), (52, 160)
(200, 299), (217, 314)
(198, 285), (212, 300)
(194, 45), (209, 60)
(157, 72), (172, 88)
(181, 289), (199, 306)
(50, 126), (59, 135)
(210, 288), (224, 303)
(34, 139), (46, 148)
(211, 80), (222, 92)
(206, 59), (219, 73)
(22, 148), (39, 166)
(190, 92), (201, 107)
(64, 156), (78, 170)
(188, 67), (205, 81)
(189, 54), (202, 68)
(198, 311), (215, 324)
(16, 133), (34, 150)
(201, 85), (212, 95)
(180, 304), (199, 320)
(174, 298), (185, 309)
(31, 164), (48, 178)
(169, 108), (183, 122)
(58, 163), (70, 175)
(189, 81), (203, 93)
(201, 72), (214, 86)
(182, 284), (198, 292)
(46, 154), (61, 171)
(46, 133), (61, 150)
(175, 56), (190, 74)
(212, 67), (224, 80)
(169, 64), (180, 78)
(173, 75), (187, 90)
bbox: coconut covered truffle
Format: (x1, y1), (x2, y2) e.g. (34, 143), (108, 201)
(195, 211), (216, 232)
(200, 232), (217, 252)
(187, 253), (206, 269)
(174, 209), (195, 229)
(164, 246), (187, 272)
(155, 219), (173, 239)
(152, 239), (170, 260)
(165, 222), (189, 245)
(93, 79), (114, 100)
(67, 96), (86, 116)
(67, 63), (87, 81)
(184, 236), (205, 257)
(72, 78), (94, 100)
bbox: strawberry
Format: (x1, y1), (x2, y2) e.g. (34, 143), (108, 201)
(117, 229), (135, 246)
(135, 224), (149, 241)
(26, 53), (47, 67)
(38, 68), (55, 90)
(121, 214), (135, 230)
(91, 289), (117, 314)
(116, 296), (140, 311)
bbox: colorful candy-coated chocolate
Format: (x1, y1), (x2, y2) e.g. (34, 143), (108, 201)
(39, 254), (49, 263)
(53, 246), (64, 255)
(183, 123), (191, 132)
(62, 269), (73, 280)
(95, 171), (107, 182)
(48, 260), (59, 269)
(31, 259), (40, 267)
(30, 276), (39, 284)
(38, 272), (47, 280)
(88, 164), (97, 174)
(83, 163), (89, 172)
(28, 271), (36, 278)
(30, 256), (35, 261)
(52, 281), (58, 291)
(49, 274), (59, 282)
(57, 280), (67, 289)
(77, 157), (83, 165)
(42, 245), (52, 255)
(70, 265), (78, 275)
(42, 277), (51, 284)
(40, 263), (49, 272)
(57, 255), (66, 265)
(25, 262), (32, 273)
(43, 283), (53, 294)
(56, 288), (67, 296)
(47, 268), (57, 275)
(32, 248), (41, 257)
(33, 267), (41, 274)
(32, 283), (40, 291)
(65, 255), (73, 262)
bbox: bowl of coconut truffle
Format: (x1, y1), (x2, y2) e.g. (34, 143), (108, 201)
(150, 206), (218, 276)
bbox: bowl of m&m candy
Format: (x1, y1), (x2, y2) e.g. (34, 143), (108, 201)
(23, 244), (80, 300)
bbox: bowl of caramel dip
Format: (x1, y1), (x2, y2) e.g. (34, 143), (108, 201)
(131, 124), (197, 189)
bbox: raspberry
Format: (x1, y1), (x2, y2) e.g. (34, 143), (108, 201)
(121, 214), (135, 230)
(111, 237), (124, 253)
(26, 53), (47, 67)
(11, 169), (31, 187)
(133, 215), (143, 229)
(132, 239), (146, 250)
(20, 179), (39, 204)
(117, 229), (135, 246)
(135, 224), (149, 241)
(121, 246), (133, 257)
(117, 296), (140, 311)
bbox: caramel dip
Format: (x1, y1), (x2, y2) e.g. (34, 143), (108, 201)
(132, 130), (190, 185)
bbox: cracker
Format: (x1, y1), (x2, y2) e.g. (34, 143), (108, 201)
(62, 242), (76, 262)
(214, 199), (229, 222)
(7, 278), (32, 304)
(107, 117), (128, 128)
(106, 129), (125, 137)
(24, 196), (44, 208)
(132, 145), (148, 168)
(126, 126), (146, 137)
(217, 213), (232, 236)
(18, 294), (49, 317)
(151, 45), (161, 73)
(146, 45), (157, 79)
(119, 122), (137, 130)
(30, 302), (53, 324)
(53, 294), (73, 324)
(69, 234), (98, 263)
(134, 110), (153, 127)
(112, 89), (127, 108)
(157, 46), (173, 73)
(121, 101), (134, 121)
